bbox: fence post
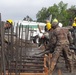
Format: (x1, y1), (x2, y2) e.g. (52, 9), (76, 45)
(0, 13), (6, 75)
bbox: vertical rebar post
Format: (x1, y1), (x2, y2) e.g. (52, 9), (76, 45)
(15, 23), (19, 75)
(1, 17), (6, 75)
(0, 13), (3, 75)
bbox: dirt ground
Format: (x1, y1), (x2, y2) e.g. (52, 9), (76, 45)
(31, 43), (76, 75)
(4, 40), (76, 75)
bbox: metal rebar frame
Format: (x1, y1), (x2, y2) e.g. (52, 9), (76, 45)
(0, 14), (46, 75)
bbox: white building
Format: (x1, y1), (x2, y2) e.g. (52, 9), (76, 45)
(14, 20), (46, 40)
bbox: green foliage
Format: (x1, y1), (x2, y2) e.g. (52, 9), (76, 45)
(36, 7), (48, 22)
(68, 5), (76, 19)
(36, 1), (76, 26)
(48, 4), (59, 19)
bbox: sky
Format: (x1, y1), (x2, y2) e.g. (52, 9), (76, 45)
(0, 0), (76, 21)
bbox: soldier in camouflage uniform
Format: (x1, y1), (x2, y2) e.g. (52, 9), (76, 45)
(71, 17), (76, 47)
(0, 19), (13, 45)
(48, 19), (73, 75)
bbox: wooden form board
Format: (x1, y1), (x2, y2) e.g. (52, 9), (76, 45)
(2, 73), (48, 75)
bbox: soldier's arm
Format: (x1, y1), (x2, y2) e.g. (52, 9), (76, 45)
(68, 31), (73, 45)
(46, 33), (57, 50)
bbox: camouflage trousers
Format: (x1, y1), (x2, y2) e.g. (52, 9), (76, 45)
(50, 44), (73, 73)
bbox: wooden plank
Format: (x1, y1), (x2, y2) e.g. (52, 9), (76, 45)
(22, 57), (44, 60)
(10, 63), (44, 66)
(11, 60), (44, 63)
(20, 73), (47, 75)
(8, 68), (44, 71)
(3, 73), (47, 75)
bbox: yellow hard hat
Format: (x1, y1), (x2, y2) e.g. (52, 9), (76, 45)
(72, 22), (76, 27)
(52, 18), (58, 23)
(74, 17), (76, 20)
(7, 19), (13, 25)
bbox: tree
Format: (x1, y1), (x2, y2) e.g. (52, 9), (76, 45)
(68, 5), (76, 19)
(36, 7), (48, 22)
(57, 1), (68, 25)
(36, 1), (72, 26)
(66, 5), (76, 26)
(23, 15), (33, 21)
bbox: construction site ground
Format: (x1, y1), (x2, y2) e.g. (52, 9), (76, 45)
(0, 37), (76, 75)
(30, 43), (76, 75)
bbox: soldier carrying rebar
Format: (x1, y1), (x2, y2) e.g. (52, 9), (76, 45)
(46, 18), (73, 75)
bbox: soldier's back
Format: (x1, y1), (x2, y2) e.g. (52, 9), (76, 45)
(54, 27), (70, 45)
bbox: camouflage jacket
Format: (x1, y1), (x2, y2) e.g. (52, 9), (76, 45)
(47, 27), (73, 49)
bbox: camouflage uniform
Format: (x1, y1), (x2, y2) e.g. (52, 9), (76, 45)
(49, 26), (73, 74)
(70, 27), (76, 47)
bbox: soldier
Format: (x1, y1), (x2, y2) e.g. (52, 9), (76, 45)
(71, 17), (76, 47)
(48, 19), (73, 75)
(0, 19), (13, 45)
(4, 19), (13, 29)
(45, 20), (51, 32)
(37, 20), (52, 48)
